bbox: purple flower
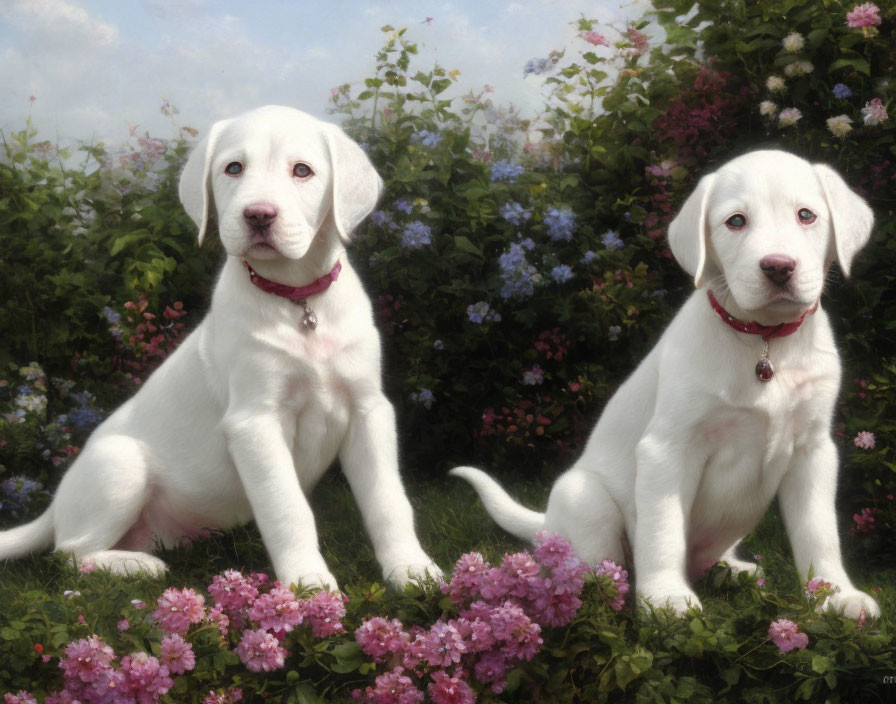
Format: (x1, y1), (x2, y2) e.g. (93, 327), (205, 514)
(1, 476), (42, 511)
(442, 552), (490, 605)
(409, 388), (435, 409)
(467, 301), (501, 324)
(159, 634), (195, 675)
(152, 587), (206, 636)
(768, 619), (809, 653)
(248, 583), (305, 634)
(499, 201), (531, 225)
(522, 365), (544, 386)
(401, 221), (432, 249)
(551, 265), (574, 284)
(523, 57), (552, 77)
(304, 591), (347, 637)
(235, 629), (287, 672)
(487, 601), (542, 661)
(352, 667), (424, 703)
(355, 617), (409, 662)
(594, 558), (630, 611)
(393, 199), (413, 214)
(121, 651), (173, 700)
(601, 230), (624, 250)
(832, 83), (853, 99)
(544, 207), (576, 241)
(474, 650), (509, 693)
(499, 552), (543, 598)
(490, 160), (525, 183)
(371, 210), (393, 228)
(498, 242), (539, 298)
(854, 431), (876, 449)
(3, 693), (38, 704)
(59, 635), (116, 684)
(423, 620), (467, 667)
(411, 130), (443, 148)
(581, 250), (597, 264)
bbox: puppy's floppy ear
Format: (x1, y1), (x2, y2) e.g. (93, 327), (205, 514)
(668, 173), (716, 288)
(178, 120), (227, 246)
(813, 163), (874, 277)
(323, 125), (384, 244)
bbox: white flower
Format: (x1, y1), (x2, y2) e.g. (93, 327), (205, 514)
(759, 100), (778, 117)
(765, 75), (786, 93)
(784, 60), (814, 77)
(826, 114), (853, 137)
(782, 32), (805, 53)
(778, 108), (803, 128)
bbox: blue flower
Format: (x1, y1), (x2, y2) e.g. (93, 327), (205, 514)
(1, 476), (42, 511)
(832, 83), (853, 100)
(467, 301), (502, 325)
(433, 339), (445, 350)
(409, 388), (435, 409)
(601, 231), (624, 250)
(70, 407), (103, 432)
(393, 199), (413, 214)
(518, 237), (536, 251)
(544, 207), (576, 242)
(401, 221), (432, 249)
(498, 242), (539, 298)
(102, 306), (121, 325)
(70, 390), (95, 408)
(523, 57), (551, 77)
(551, 264), (574, 284)
(608, 325), (622, 341)
(499, 201), (532, 226)
(371, 210), (392, 227)
(491, 160), (525, 183)
(581, 250), (597, 264)
(411, 130), (443, 148)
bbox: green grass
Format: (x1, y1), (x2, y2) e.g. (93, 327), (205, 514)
(2, 471), (894, 700)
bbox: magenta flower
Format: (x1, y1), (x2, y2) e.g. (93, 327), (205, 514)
(351, 667), (425, 704)
(3, 692), (38, 704)
(120, 652), (174, 701)
(427, 669), (476, 704)
(59, 635), (116, 683)
(248, 583), (305, 634)
(846, 3), (881, 28)
(768, 619), (809, 653)
(159, 633), (196, 675)
(423, 620), (467, 668)
(806, 577), (832, 595)
(594, 558), (631, 611)
(851, 507), (879, 535)
(498, 552), (543, 598)
(854, 430), (877, 449)
(580, 30), (610, 47)
(235, 629), (287, 672)
(474, 650), (509, 693)
(355, 616), (409, 662)
(208, 570), (260, 613)
(152, 587), (206, 635)
(441, 552), (490, 605)
(488, 601), (542, 661)
(304, 590), (348, 637)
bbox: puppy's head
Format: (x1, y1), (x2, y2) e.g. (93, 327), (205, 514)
(179, 105), (383, 260)
(668, 149), (873, 321)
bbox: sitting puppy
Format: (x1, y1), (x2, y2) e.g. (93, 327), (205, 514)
(0, 105), (441, 590)
(453, 150), (879, 619)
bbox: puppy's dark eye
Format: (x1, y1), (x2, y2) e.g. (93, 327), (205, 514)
(293, 163), (313, 178)
(797, 208), (817, 224)
(225, 162), (243, 176)
(725, 214), (747, 230)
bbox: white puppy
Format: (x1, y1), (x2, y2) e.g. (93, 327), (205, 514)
(453, 150), (879, 619)
(0, 105), (441, 590)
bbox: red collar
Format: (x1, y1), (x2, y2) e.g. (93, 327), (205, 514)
(243, 260), (342, 301)
(707, 289), (817, 341)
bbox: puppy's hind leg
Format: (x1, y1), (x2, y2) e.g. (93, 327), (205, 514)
(53, 434), (167, 577)
(544, 470), (626, 568)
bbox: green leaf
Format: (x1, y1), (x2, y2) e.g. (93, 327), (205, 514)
(453, 235), (482, 257)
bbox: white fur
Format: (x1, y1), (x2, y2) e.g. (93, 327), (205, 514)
(453, 150), (879, 619)
(0, 105), (441, 590)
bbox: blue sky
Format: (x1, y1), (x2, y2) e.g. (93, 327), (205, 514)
(0, 0), (646, 146)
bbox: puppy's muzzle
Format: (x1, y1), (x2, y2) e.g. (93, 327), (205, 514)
(760, 254), (796, 286)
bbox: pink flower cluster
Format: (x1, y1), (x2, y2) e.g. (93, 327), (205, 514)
(353, 532), (615, 702)
(846, 3), (881, 29)
(768, 618), (809, 653)
(850, 507), (879, 535)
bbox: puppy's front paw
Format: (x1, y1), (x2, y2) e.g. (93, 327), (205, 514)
(289, 568), (339, 592)
(821, 589), (880, 620)
(638, 588), (703, 616)
(383, 553), (444, 589)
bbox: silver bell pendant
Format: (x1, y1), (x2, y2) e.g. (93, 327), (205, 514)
(755, 339), (774, 382)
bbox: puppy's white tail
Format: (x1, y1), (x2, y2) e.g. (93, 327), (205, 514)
(0, 506), (54, 560)
(450, 466), (545, 542)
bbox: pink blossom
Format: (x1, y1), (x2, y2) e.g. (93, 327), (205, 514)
(351, 667), (425, 704)
(853, 430), (876, 450)
(59, 635), (116, 683)
(234, 629), (287, 672)
(768, 619), (809, 653)
(474, 650), (509, 693)
(208, 570), (260, 613)
(423, 620), (467, 668)
(304, 590), (348, 637)
(203, 688), (244, 704)
(427, 669), (476, 704)
(159, 633), (196, 675)
(626, 27), (649, 55)
(355, 617), (410, 661)
(580, 30), (609, 47)
(851, 507), (879, 534)
(400, 628), (429, 669)
(248, 583), (305, 634)
(208, 604), (231, 636)
(152, 587), (206, 635)
(488, 601), (542, 661)
(121, 652), (173, 702)
(498, 552), (543, 598)
(757, 577), (766, 587)
(441, 552), (490, 605)
(846, 3), (881, 28)
(594, 558), (631, 611)
(862, 98), (888, 126)
(806, 577), (832, 595)
(117, 618), (130, 631)
(4, 692), (38, 704)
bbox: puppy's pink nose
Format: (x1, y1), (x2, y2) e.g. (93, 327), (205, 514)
(243, 203), (278, 228)
(760, 254), (797, 286)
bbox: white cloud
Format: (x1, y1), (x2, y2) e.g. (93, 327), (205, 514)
(1, 0), (119, 48)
